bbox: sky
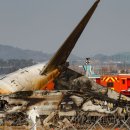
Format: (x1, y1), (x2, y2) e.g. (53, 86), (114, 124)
(0, 0), (130, 57)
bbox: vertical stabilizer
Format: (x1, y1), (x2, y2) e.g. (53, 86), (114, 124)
(41, 0), (100, 74)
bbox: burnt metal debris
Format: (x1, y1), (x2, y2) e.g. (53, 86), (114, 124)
(0, 76), (130, 129)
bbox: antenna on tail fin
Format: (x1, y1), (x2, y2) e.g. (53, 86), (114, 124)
(41, 0), (100, 75)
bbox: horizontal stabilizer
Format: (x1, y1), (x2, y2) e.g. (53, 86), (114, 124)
(41, 0), (100, 75)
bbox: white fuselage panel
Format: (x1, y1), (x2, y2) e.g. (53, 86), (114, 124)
(0, 62), (46, 93)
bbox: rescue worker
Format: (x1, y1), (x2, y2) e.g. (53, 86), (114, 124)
(27, 106), (39, 130)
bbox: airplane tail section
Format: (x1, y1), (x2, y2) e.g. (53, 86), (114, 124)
(41, 0), (100, 75)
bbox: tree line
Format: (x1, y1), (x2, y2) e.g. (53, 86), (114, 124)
(0, 59), (35, 74)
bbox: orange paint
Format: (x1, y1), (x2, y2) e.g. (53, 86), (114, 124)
(97, 74), (130, 94)
(42, 81), (55, 90)
(34, 69), (60, 90)
(0, 88), (11, 94)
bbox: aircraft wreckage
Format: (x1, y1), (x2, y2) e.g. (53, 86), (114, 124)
(0, 77), (130, 129)
(0, 0), (130, 129)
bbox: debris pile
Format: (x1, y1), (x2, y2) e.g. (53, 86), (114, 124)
(0, 76), (130, 129)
